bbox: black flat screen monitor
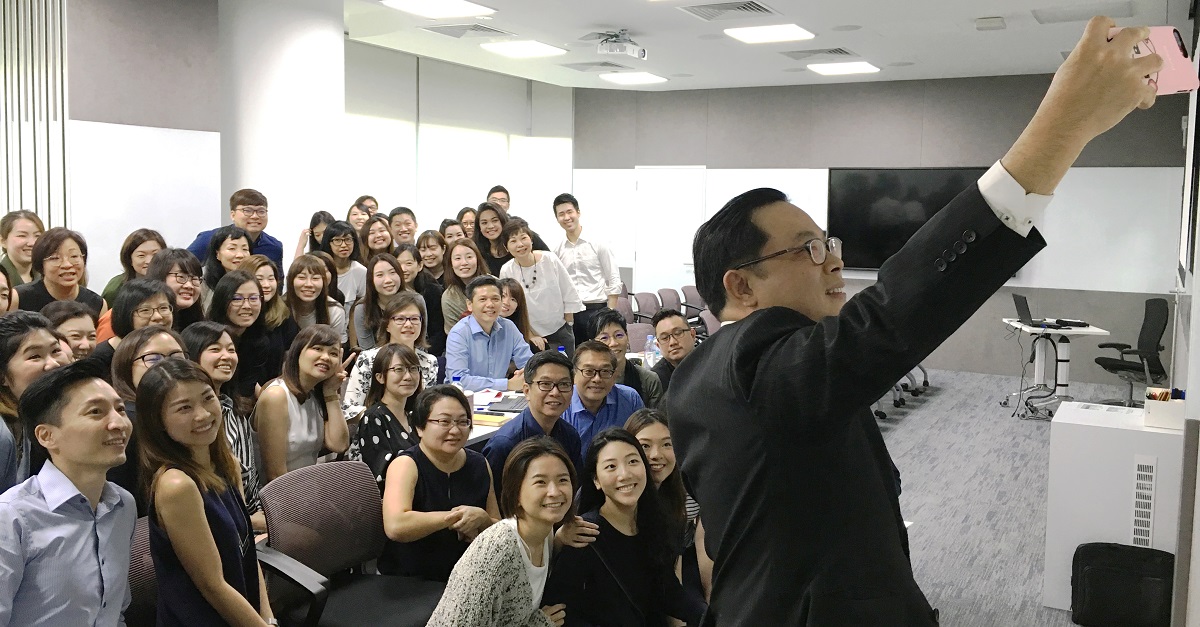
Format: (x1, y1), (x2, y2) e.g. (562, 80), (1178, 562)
(828, 168), (987, 270)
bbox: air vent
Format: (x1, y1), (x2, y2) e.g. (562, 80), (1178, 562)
(421, 23), (515, 39)
(1132, 455), (1157, 548)
(780, 48), (856, 61)
(561, 61), (633, 72)
(678, 1), (778, 22)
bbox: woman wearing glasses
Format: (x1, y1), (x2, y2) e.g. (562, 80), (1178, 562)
(395, 243), (446, 356)
(16, 227), (106, 317)
(355, 343), (424, 488)
(209, 270), (269, 399)
(342, 292), (437, 420)
(240, 255), (299, 384)
(381, 385), (497, 582)
(84, 279), (176, 381)
(110, 324), (188, 514)
(317, 221), (367, 309)
(146, 248), (206, 332)
(286, 254), (348, 345)
(100, 228), (166, 305)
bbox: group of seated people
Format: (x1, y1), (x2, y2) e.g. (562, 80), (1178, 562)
(0, 185), (708, 626)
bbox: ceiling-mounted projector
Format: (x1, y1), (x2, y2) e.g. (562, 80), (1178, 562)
(598, 40), (647, 60)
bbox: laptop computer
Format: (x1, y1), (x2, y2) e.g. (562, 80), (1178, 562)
(1012, 294), (1064, 329)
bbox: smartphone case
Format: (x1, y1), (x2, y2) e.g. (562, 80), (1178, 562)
(1109, 26), (1199, 95)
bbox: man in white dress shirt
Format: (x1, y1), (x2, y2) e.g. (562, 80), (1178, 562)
(552, 193), (623, 346)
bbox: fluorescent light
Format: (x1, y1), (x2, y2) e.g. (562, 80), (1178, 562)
(807, 61), (880, 76)
(380, 0), (495, 19)
(724, 24), (816, 44)
(480, 40), (567, 58)
(599, 72), (668, 85)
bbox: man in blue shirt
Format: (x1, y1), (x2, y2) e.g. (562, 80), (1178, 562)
(0, 360), (136, 626)
(446, 276), (534, 392)
(564, 340), (644, 456)
(186, 188), (283, 268)
(482, 350), (582, 500)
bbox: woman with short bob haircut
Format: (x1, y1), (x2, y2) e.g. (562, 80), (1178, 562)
(472, 202), (551, 276)
(87, 278), (176, 378)
(427, 436), (577, 626)
(137, 358), (273, 625)
(146, 248), (206, 332)
(202, 225), (251, 294)
(17, 227), (106, 316)
(101, 228), (167, 305)
(253, 324), (350, 481)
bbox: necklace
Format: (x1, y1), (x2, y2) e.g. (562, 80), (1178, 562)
(519, 260), (538, 290)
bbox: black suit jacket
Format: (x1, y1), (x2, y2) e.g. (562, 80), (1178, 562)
(666, 184), (1045, 626)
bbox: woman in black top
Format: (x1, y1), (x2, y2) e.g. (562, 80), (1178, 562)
(240, 255), (299, 383)
(209, 270), (269, 399)
(146, 248), (206, 332)
(355, 343), (424, 487)
(85, 279), (176, 382)
(395, 243), (446, 356)
(16, 227), (106, 316)
(471, 202), (550, 276)
(544, 428), (705, 627)
(380, 385), (498, 581)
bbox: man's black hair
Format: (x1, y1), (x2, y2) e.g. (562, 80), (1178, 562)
(692, 188), (787, 317)
(22, 359), (109, 475)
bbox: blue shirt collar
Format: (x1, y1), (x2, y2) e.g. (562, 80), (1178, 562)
(467, 314), (490, 336)
(38, 461), (123, 514)
(569, 387), (616, 417)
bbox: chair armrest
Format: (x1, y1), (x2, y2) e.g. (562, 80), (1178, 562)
(1121, 349), (1159, 358)
(633, 313), (652, 323)
(1098, 343), (1131, 351)
(681, 303), (705, 315)
(256, 545), (330, 627)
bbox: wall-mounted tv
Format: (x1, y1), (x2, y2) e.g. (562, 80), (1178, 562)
(828, 168), (987, 270)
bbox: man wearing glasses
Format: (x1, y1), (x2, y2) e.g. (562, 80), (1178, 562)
(665, 18), (1161, 626)
(650, 309), (696, 392)
(481, 350), (582, 501)
(186, 189), (283, 268)
(563, 341), (643, 457)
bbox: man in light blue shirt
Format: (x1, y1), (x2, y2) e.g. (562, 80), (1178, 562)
(564, 341), (645, 456)
(445, 276), (535, 392)
(0, 360), (136, 626)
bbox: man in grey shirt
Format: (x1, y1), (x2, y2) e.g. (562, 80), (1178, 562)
(0, 360), (136, 626)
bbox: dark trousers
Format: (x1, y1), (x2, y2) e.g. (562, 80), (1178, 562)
(545, 322), (576, 358)
(573, 302), (608, 346)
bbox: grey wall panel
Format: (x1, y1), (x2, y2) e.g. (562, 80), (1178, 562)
(808, 81), (926, 168)
(1077, 93), (1189, 167)
(417, 57), (528, 134)
(920, 76), (1049, 167)
(531, 82), (573, 138)
(573, 89), (637, 169)
(67, 0), (219, 131)
(706, 86), (813, 168)
(635, 90), (708, 166)
(345, 41), (417, 121)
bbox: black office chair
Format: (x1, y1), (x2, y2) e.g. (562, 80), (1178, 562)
(1094, 298), (1169, 407)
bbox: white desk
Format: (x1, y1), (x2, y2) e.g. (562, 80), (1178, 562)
(1043, 402), (1183, 610)
(465, 390), (526, 447)
(1002, 318), (1109, 417)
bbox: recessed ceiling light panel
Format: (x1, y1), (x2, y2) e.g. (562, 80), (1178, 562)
(725, 24), (815, 43)
(480, 40), (567, 58)
(807, 61), (880, 75)
(380, 0), (495, 19)
(599, 72), (669, 85)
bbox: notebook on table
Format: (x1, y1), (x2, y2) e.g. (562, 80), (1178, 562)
(489, 396), (529, 413)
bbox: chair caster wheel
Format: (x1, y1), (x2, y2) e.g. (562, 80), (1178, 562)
(910, 390), (921, 397)
(893, 401), (903, 408)
(922, 380), (930, 387)
(901, 383), (910, 391)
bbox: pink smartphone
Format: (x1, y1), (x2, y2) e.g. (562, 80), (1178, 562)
(1108, 26), (1199, 94)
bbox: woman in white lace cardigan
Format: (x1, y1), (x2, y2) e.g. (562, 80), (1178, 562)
(342, 292), (438, 422)
(428, 437), (580, 627)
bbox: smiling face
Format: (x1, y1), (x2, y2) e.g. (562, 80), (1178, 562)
(371, 260), (401, 297)
(161, 380), (223, 450)
(43, 239), (85, 290)
(5, 329), (66, 398)
(231, 205), (267, 237)
(367, 221), (392, 253)
(739, 202), (847, 321)
(299, 342), (340, 383)
(593, 440), (646, 510)
(555, 203), (580, 233)
(390, 213), (417, 245)
(386, 304), (423, 347)
(634, 422), (674, 487)
(4, 218), (41, 267)
(477, 210), (503, 243)
(517, 454), (573, 525)
(225, 281), (261, 329)
(216, 236), (250, 272)
(164, 265), (199, 309)
(292, 270), (323, 303)
(377, 353), (419, 402)
(573, 349), (616, 408)
(450, 245), (478, 280)
(442, 225), (466, 245)
(130, 334), (185, 390)
(132, 293), (173, 332)
(500, 286), (518, 318)
(459, 212), (476, 238)
(487, 191), (510, 211)
(347, 205), (369, 231)
(396, 250), (420, 284)
(418, 240), (444, 270)
(253, 266), (278, 302)
(416, 396), (469, 457)
(523, 362), (571, 422)
(467, 285), (501, 327)
(0, 272), (11, 313)
(130, 240), (162, 276)
(198, 331), (238, 385)
(37, 378), (131, 472)
(58, 315), (97, 361)
(506, 231), (533, 259)
(595, 322), (630, 358)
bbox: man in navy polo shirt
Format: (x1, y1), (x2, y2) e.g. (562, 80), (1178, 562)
(187, 188), (283, 268)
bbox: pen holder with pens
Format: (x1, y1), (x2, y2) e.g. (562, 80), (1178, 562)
(1144, 387), (1185, 430)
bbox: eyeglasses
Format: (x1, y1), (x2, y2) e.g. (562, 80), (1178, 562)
(656, 328), (692, 345)
(595, 332), (627, 343)
(230, 295), (261, 307)
(390, 315), (422, 327)
(167, 272), (202, 287)
(533, 380), (573, 393)
(329, 236), (354, 246)
(426, 417), (472, 429)
(134, 305), (173, 319)
(578, 368), (615, 380)
(387, 365), (422, 377)
(237, 207), (269, 217)
(731, 237), (842, 270)
(44, 254), (83, 266)
(136, 350), (185, 367)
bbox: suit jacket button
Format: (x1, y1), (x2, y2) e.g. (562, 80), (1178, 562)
(963, 230), (977, 243)
(942, 250), (957, 262)
(935, 258), (948, 272)
(953, 240), (967, 254)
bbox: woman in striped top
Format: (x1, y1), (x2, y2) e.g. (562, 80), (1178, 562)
(183, 321), (265, 533)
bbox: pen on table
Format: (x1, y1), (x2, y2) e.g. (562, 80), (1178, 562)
(475, 410), (506, 416)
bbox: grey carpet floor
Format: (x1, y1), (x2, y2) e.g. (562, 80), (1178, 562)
(880, 369), (1127, 627)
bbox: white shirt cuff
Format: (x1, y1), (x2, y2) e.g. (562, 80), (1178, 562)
(978, 160), (1052, 238)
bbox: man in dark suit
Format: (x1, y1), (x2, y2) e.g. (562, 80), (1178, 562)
(665, 18), (1161, 626)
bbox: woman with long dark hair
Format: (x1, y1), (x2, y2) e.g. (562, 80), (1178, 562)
(0, 311), (66, 491)
(240, 255), (299, 382)
(455, 207), (476, 240)
(343, 292), (438, 419)
(395, 242), (446, 355)
(286, 254), (347, 345)
(348, 254), (405, 352)
(137, 359), (273, 625)
(440, 239), (488, 335)
(417, 230), (447, 286)
(499, 277), (547, 352)
(544, 428), (705, 626)
(208, 270), (269, 399)
(318, 220), (367, 308)
(472, 202), (550, 276)
(355, 343), (424, 486)
(294, 210), (336, 260)
(361, 214), (394, 259)
(101, 229), (166, 305)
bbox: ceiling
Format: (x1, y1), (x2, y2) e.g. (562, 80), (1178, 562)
(344, 0), (1192, 91)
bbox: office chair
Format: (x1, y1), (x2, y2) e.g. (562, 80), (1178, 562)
(658, 288), (684, 314)
(698, 309), (721, 339)
(633, 292), (661, 323)
(126, 517), (158, 627)
(628, 322), (655, 353)
(257, 461), (445, 627)
(1094, 298), (1169, 407)
(615, 296), (635, 325)
(682, 285), (706, 311)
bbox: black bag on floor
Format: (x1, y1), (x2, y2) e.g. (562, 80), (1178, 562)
(1071, 542), (1173, 627)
